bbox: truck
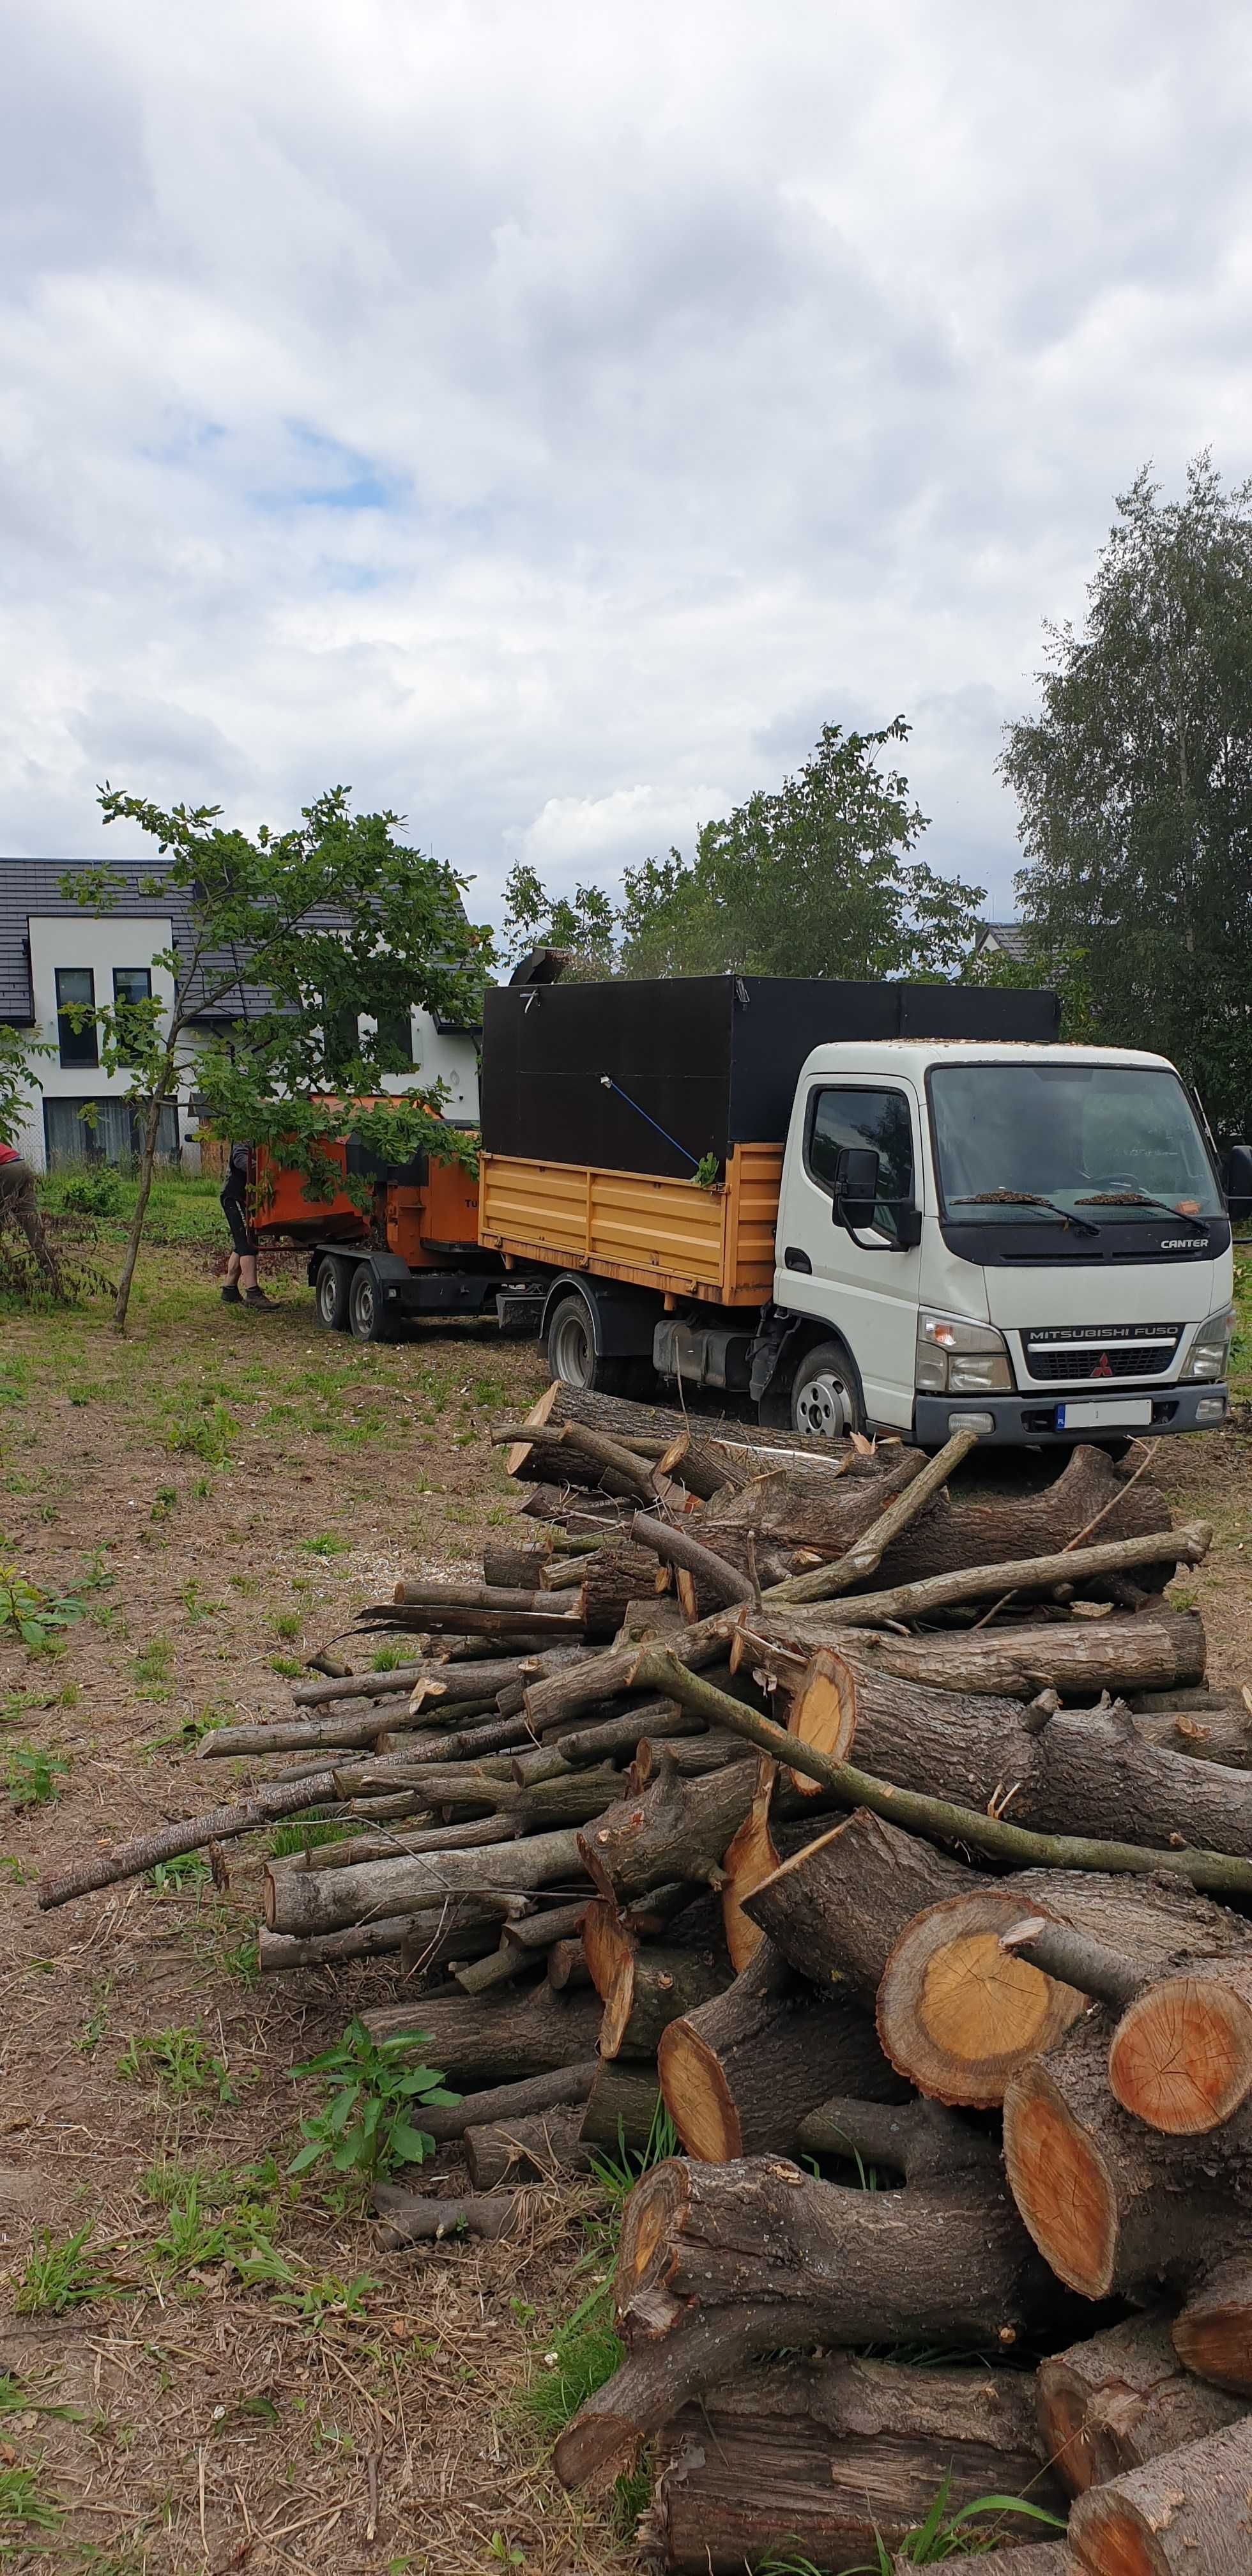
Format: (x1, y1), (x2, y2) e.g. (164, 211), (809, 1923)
(252, 970), (1252, 1447)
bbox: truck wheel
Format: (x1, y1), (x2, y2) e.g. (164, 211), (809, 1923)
(348, 1264), (397, 1343)
(314, 1257), (350, 1331)
(546, 1293), (634, 1394)
(790, 1340), (865, 1440)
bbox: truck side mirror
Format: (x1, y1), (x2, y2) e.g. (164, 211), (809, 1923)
(1225, 1142), (1252, 1227)
(833, 1145), (880, 1232)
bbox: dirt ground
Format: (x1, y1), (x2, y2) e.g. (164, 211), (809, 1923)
(1, 1245), (1251, 2575)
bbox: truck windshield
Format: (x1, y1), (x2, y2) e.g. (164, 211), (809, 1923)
(929, 1063), (1223, 1229)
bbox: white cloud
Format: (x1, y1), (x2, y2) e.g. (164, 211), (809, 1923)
(1, 0), (1251, 923)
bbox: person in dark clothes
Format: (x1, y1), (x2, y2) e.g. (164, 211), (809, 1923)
(0, 1140), (61, 1286)
(219, 1142), (270, 1306)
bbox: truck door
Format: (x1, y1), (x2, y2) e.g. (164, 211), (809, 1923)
(777, 1078), (923, 1431)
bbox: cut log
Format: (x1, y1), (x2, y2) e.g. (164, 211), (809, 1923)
(577, 1754), (767, 1905)
(482, 1541), (554, 1588)
(554, 2096), (1061, 2490)
(791, 1438), (1170, 1598)
(358, 1598), (586, 1641)
(38, 1771), (350, 1908)
(372, 2184), (526, 2245)
(1173, 2255), (1252, 2394)
(510, 1382), (901, 1469)
(1003, 2009), (1252, 2299)
(361, 1981), (604, 2091)
(546, 1938), (591, 1990)
(718, 1758), (782, 1973)
(291, 1664), (425, 1706)
(1110, 1954), (1252, 2135)
(256, 1908), (512, 1974)
(1068, 2415), (1252, 2573)
(648, 2353), (1067, 2575)
(879, 1873), (1248, 2110)
(264, 1821), (587, 1938)
(793, 1658), (1252, 1864)
(705, 1448), (926, 1555)
(550, 1696), (708, 1770)
(744, 1804), (978, 1998)
(600, 1942), (729, 2062)
(577, 2059), (664, 2154)
(736, 1604), (1207, 1698)
(657, 1936), (907, 2160)
(416, 2062), (599, 2145)
(464, 2108), (592, 2188)
(1038, 2312), (1245, 2497)
(628, 1728), (753, 1787)
(577, 1547), (670, 1638)
(626, 1510), (754, 1609)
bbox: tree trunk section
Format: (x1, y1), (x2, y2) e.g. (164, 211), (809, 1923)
(577, 1548), (669, 1638)
(743, 1804), (977, 1999)
(1068, 2414), (1252, 2573)
(657, 1936), (908, 2160)
(648, 2354), (1066, 2575)
(577, 2058), (663, 2154)
(517, 1382), (905, 1468)
(1109, 1954), (1252, 2135)
(360, 1981), (603, 2090)
(600, 1943), (729, 2061)
(264, 1821), (588, 1936)
(1003, 2009), (1252, 2299)
(878, 1870), (1246, 2110)
(578, 1756), (766, 1905)
(416, 2062), (599, 2145)
(463, 2108), (592, 2188)
(1172, 2254), (1252, 2393)
(754, 1608), (1207, 1700)
(704, 1450), (924, 1554)
(1038, 2312), (1246, 2497)
(371, 2184), (526, 2244)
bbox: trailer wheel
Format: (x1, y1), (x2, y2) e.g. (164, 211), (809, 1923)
(314, 1257), (350, 1331)
(790, 1339), (865, 1441)
(546, 1292), (635, 1393)
(348, 1264), (397, 1343)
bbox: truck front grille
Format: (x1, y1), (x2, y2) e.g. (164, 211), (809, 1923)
(1021, 1324), (1181, 1383)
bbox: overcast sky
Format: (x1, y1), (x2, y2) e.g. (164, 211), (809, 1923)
(1, 1), (1249, 930)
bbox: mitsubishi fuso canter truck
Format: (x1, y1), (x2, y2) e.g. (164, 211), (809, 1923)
(261, 972), (1252, 1446)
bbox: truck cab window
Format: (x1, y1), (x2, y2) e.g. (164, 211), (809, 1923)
(807, 1086), (914, 1239)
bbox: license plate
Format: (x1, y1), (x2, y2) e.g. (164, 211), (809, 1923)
(1054, 1397), (1154, 1430)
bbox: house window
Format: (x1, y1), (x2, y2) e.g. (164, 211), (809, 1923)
(56, 967), (98, 1069)
(322, 999), (361, 1082)
(374, 1004), (414, 1070)
(112, 967), (153, 1067)
(43, 1098), (180, 1167)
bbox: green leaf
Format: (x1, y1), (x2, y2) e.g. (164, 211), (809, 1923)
(388, 2122), (436, 2165)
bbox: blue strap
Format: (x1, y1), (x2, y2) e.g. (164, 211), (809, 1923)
(599, 1075), (699, 1170)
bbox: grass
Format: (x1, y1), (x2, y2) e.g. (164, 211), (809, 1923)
(522, 2099), (678, 2443)
(116, 2025), (235, 2103)
(39, 1162), (225, 1246)
(4, 1741), (68, 1806)
(14, 2226), (107, 2315)
(0, 2461), (64, 2536)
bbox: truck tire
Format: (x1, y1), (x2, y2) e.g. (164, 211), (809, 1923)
(314, 1256), (351, 1331)
(348, 1263), (397, 1343)
(546, 1293), (636, 1395)
(790, 1339), (866, 1441)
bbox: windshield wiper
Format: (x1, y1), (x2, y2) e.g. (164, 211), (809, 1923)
(1075, 1192), (1209, 1237)
(951, 1189), (1101, 1238)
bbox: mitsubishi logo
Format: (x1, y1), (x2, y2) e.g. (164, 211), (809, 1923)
(1092, 1352), (1113, 1379)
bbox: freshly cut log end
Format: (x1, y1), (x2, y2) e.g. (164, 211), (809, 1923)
(719, 1758), (779, 1972)
(878, 1889), (1088, 2109)
(785, 1646), (855, 1793)
(1067, 2414), (1252, 2574)
(1003, 2053), (1119, 2299)
(658, 1940), (906, 2162)
(1173, 2255), (1252, 2393)
(1110, 1963), (1252, 2135)
(744, 1805), (977, 2002)
(1037, 2312), (1245, 2497)
(600, 1945), (728, 2062)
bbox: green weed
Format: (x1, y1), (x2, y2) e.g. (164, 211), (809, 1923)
(0, 2462), (64, 2535)
(0, 1853), (30, 1883)
(289, 2019), (457, 2181)
(270, 1655), (303, 1678)
(117, 2025), (235, 2103)
(761, 2478), (1067, 2569)
(167, 1404), (236, 1464)
(150, 1485), (178, 1521)
(302, 1531), (350, 1557)
(523, 2096), (678, 2443)
(5, 1742), (68, 1807)
(273, 1613), (302, 1642)
(148, 1853), (211, 1894)
(131, 1634), (174, 1699)
(14, 2227), (106, 2315)
(369, 1643), (408, 1671)
(268, 1814), (356, 1859)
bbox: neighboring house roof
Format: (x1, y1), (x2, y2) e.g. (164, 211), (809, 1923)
(0, 855), (478, 1029)
(973, 919), (1032, 963)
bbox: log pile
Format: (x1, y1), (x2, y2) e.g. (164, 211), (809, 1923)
(35, 1384), (1252, 2572)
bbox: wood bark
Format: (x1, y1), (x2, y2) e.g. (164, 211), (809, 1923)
(482, 1541), (554, 1588)
(512, 1381), (905, 1469)
(577, 1547), (669, 1637)
(371, 2184), (527, 2245)
(657, 1936), (907, 2160)
(291, 1664), (425, 1706)
(264, 1821), (590, 1937)
(416, 2061), (599, 2145)
(358, 1600), (586, 1641)
(880, 1872), (1248, 2110)
(1132, 1705), (1252, 1768)
(733, 1607), (1207, 1702)
(1068, 2415), (1252, 2573)
(464, 2108), (592, 2188)
(547, 1697), (708, 1769)
(256, 1908), (511, 1974)
(648, 2354), (1066, 2575)
(361, 1981), (604, 2090)
(744, 1804), (978, 1998)
(577, 2058), (664, 2154)
(577, 1755), (767, 1905)
(600, 1942), (729, 2061)
(554, 2098), (1061, 2489)
(1173, 2255), (1252, 2394)
(627, 1509), (755, 1608)
(39, 1772), (349, 1908)
(704, 1448), (925, 1554)
(896, 2553), (1069, 2575)
(801, 1659), (1252, 1865)
(628, 1728), (753, 1788)
(761, 1425), (980, 1605)
(1038, 2312), (1245, 2497)
(1003, 2009), (1252, 2300)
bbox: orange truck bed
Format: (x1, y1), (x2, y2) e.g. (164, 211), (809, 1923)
(478, 1142), (782, 1307)
(253, 1139), (481, 1271)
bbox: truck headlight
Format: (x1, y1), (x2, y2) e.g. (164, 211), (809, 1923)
(915, 1311), (1012, 1393)
(1184, 1308), (1237, 1381)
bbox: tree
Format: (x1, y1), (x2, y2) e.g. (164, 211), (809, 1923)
(1002, 454), (1252, 1135)
(499, 863), (617, 978)
(0, 1026), (54, 1153)
(618, 722), (984, 980)
(66, 785), (492, 1333)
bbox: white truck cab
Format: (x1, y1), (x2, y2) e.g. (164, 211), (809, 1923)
(771, 1041), (1245, 1446)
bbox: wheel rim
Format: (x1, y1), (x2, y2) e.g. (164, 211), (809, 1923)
(551, 1306), (592, 1387)
(317, 1269), (339, 1322)
(795, 1367), (853, 1438)
(353, 1278), (375, 1335)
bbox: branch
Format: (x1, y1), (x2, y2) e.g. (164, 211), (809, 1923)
(766, 1428), (977, 1603)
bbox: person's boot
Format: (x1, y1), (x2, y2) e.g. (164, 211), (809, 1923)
(220, 1283), (242, 1304)
(243, 1285), (271, 1307)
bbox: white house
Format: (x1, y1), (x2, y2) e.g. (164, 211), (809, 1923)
(0, 857), (480, 1169)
